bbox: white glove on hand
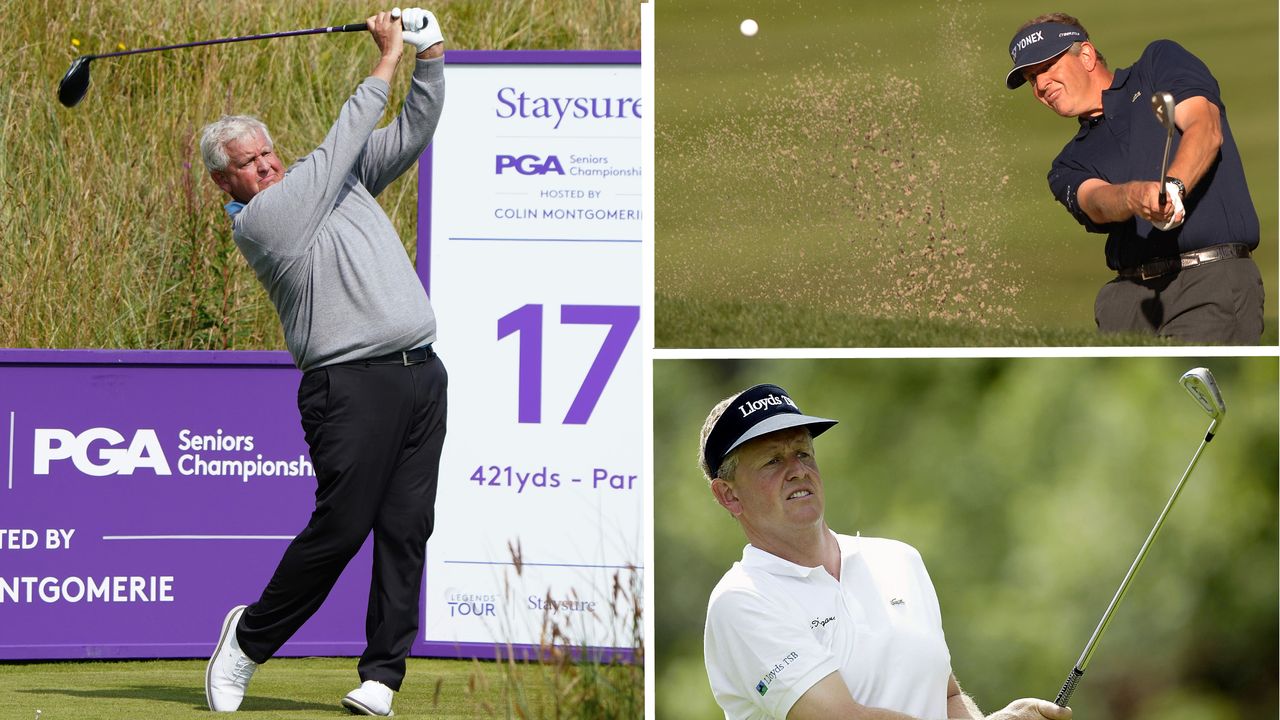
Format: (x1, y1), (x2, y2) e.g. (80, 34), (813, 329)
(1153, 181), (1185, 231)
(399, 7), (443, 53)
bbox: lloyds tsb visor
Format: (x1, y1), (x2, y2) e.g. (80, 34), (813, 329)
(704, 384), (837, 479)
(1006, 21), (1088, 89)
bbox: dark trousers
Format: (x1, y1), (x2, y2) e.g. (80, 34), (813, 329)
(1095, 257), (1265, 344)
(236, 353), (447, 691)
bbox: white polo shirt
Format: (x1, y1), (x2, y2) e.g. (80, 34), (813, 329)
(704, 534), (952, 720)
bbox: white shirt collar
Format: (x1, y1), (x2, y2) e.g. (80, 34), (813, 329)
(739, 530), (860, 579)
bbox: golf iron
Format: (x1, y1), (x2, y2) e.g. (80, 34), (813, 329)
(57, 9), (407, 108)
(1151, 91), (1176, 205)
(1054, 367), (1225, 708)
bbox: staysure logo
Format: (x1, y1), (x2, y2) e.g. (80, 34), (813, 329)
(33, 428), (171, 476)
(495, 154), (565, 176)
(494, 87), (642, 130)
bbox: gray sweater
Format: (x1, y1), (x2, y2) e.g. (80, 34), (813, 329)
(232, 57), (445, 371)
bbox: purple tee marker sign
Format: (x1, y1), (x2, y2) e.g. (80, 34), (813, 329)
(0, 350), (370, 659)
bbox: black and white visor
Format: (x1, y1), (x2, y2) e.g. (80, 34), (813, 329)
(704, 384), (837, 478)
(1006, 21), (1088, 89)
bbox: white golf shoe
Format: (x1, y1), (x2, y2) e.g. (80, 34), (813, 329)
(205, 605), (258, 712)
(341, 679), (395, 716)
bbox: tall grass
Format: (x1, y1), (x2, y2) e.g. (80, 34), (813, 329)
(0, 0), (638, 349)
(466, 541), (644, 719)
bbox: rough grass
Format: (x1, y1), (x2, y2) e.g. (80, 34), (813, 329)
(0, 0), (638, 349)
(0, 656), (639, 719)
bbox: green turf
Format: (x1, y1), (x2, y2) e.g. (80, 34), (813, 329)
(0, 656), (640, 719)
(655, 0), (1278, 347)
(654, 293), (1279, 348)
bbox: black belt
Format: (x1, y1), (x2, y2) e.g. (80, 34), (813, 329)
(355, 344), (434, 366)
(1117, 243), (1252, 281)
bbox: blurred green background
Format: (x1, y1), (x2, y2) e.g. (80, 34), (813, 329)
(654, 357), (1278, 719)
(655, 0), (1277, 346)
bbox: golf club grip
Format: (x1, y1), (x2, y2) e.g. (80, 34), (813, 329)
(335, 23), (368, 32)
(1159, 188), (1168, 206)
(1054, 667), (1083, 707)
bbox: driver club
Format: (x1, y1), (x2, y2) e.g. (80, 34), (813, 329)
(1053, 367), (1226, 708)
(1151, 91), (1176, 206)
(58, 9), (407, 108)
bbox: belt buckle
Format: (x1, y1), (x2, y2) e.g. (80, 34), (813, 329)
(1140, 257), (1176, 281)
(401, 351), (411, 366)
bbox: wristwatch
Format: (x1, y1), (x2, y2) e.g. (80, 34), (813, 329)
(1165, 176), (1187, 197)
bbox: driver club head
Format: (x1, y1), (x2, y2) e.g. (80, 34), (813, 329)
(1180, 367), (1226, 423)
(58, 56), (93, 107)
(1151, 91), (1176, 132)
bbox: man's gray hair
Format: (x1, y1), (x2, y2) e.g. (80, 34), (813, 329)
(698, 394), (740, 485)
(199, 115), (273, 173)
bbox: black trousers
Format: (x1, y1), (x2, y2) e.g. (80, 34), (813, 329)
(236, 352), (447, 691)
(1095, 257), (1265, 344)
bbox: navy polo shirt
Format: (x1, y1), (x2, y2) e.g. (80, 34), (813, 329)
(1047, 40), (1258, 271)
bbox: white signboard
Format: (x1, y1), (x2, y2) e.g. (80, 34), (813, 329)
(420, 55), (641, 655)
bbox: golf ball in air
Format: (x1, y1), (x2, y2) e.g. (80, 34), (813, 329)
(740, 18), (758, 37)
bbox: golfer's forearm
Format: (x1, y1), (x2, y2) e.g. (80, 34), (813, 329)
(1079, 180), (1139, 224)
(947, 692), (983, 719)
(789, 675), (925, 720)
(417, 42), (444, 60)
(946, 675), (983, 720)
(790, 698), (925, 720)
(371, 51), (401, 85)
(1165, 116), (1222, 194)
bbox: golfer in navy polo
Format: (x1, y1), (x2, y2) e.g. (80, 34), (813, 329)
(1007, 13), (1263, 344)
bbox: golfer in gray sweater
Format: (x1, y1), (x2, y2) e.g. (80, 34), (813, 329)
(199, 9), (444, 716)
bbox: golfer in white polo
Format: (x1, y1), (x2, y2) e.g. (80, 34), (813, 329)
(699, 384), (1070, 720)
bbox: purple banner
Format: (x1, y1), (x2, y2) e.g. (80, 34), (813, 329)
(0, 352), (630, 662)
(0, 353), (376, 659)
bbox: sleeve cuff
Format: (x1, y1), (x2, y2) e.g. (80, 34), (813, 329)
(773, 662), (844, 719)
(415, 55), (446, 75)
(361, 76), (392, 96)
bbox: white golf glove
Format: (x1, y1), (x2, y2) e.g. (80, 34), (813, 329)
(398, 7), (443, 53)
(1153, 181), (1185, 232)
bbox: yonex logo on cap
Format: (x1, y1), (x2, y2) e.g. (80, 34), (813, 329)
(1011, 29), (1045, 58)
(736, 393), (798, 418)
(1004, 21), (1089, 90)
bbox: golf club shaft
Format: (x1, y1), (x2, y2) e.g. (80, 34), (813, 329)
(1054, 424), (1216, 707)
(85, 23), (368, 61)
(1157, 130), (1173, 206)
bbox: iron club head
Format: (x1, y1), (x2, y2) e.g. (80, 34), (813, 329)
(58, 56), (94, 108)
(1151, 91), (1176, 132)
(1180, 367), (1226, 423)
